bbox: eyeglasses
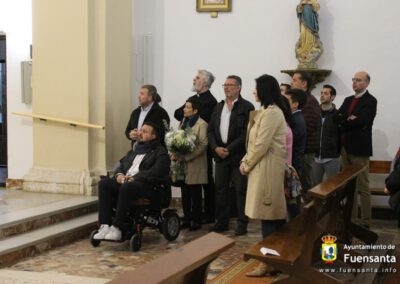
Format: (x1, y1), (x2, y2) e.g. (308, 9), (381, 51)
(352, 78), (364, 82)
(222, 84), (238, 87)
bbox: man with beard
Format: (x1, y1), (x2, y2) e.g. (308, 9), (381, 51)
(94, 122), (170, 241)
(174, 70), (218, 224)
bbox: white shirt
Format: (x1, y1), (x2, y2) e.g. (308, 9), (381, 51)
(354, 89), (367, 99)
(138, 102), (154, 130)
(125, 154), (146, 177)
(219, 98), (238, 144)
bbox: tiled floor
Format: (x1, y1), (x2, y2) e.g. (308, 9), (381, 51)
(1, 189), (399, 282)
(3, 219), (399, 282)
(6, 219), (262, 281)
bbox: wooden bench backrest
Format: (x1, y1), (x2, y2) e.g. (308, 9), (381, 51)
(369, 160), (391, 174)
(308, 164), (365, 200)
(107, 232), (234, 284)
(275, 164), (365, 238)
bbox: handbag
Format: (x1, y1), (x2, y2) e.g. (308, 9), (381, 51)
(284, 164), (302, 200)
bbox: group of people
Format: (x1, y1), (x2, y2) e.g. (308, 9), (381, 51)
(93, 68), (380, 264)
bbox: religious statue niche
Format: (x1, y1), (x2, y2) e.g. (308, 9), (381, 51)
(295, 0), (323, 69)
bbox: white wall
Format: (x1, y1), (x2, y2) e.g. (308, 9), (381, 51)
(133, 0), (164, 107)
(157, 0), (400, 160)
(0, 0), (33, 179)
(2, 0), (400, 179)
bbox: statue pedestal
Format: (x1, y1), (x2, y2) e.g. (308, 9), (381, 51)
(281, 69), (332, 89)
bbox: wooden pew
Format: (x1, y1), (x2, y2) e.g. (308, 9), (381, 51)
(369, 160), (391, 195)
(107, 232), (234, 284)
(242, 164), (394, 284)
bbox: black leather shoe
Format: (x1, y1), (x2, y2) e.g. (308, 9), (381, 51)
(201, 216), (215, 224)
(181, 221), (190, 229)
(235, 224), (248, 236)
(209, 222), (228, 232)
(189, 222), (201, 231)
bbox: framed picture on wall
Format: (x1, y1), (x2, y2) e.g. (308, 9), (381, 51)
(196, 0), (232, 12)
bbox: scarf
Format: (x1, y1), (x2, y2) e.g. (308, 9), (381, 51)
(134, 139), (159, 154)
(182, 114), (199, 129)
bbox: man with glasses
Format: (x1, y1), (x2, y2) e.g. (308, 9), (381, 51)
(334, 71), (377, 228)
(208, 75), (254, 235)
(174, 70), (217, 224)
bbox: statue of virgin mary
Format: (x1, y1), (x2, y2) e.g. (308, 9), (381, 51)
(295, 0), (323, 69)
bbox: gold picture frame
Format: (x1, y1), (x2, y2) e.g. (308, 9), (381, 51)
(196, 0), (232, 13)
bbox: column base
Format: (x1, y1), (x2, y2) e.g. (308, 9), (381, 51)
(23, 167), (104, 195)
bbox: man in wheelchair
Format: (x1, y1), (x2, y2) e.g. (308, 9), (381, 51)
(94, 122), (171, 241)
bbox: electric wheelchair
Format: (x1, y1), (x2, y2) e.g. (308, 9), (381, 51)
(90, 180), (180, 252)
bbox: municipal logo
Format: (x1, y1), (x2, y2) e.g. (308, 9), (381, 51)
(321, 234), (338, 264)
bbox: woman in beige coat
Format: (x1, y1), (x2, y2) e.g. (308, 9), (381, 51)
(240, 74), (288, 277)
(171, 97), (208, 231)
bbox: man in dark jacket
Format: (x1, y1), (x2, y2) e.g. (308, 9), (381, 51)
(125, 84), (170, 146)
(174, 70), (218, 224)
(312, 84), (340, 185)
(335, 71), (377, 228)
(208, 75), (254, 235)
(174, 70), (217, 123)
(385, 148), (400, 217)
(291, 71), (320, 194)
(94, 122), (170, 241)
(385, 148), (400, 195)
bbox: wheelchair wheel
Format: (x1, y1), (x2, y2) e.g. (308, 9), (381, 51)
(130, 233), (142, 252)
(90, 230), (101, 247)
(162, 211), (180, 241)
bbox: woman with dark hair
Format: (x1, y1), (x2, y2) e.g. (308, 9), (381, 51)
(171, 97), (208, 231)
(240, 74), (288, 277)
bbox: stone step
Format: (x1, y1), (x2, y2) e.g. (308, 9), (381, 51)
(0, 269), (109, 284)
(0, 196), (98, 239)
(0, 212), (97, 267)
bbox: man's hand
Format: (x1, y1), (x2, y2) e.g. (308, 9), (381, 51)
(129, 128), (139, 140)
(116, 174), (126, 184)
(384, 187), (390, 195)
(239, 163), (248, 176)
(215, 147), (229, 159)
(347, 115), (358, 121)
(170, 154), (184, 161)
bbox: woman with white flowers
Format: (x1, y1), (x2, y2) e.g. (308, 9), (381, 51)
(171, 97), (208, 231)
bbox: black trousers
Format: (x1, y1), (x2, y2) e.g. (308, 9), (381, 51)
(98, 178), (162, 228)
(215, 162), (248, 226)
(181, 184), (202, 224)
(202, 149), (215, 219)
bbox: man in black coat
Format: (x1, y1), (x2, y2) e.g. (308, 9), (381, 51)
(385, 148), (400, 218)
(174, 70), (217, 123)
(291, 71), (321, 195)
(125, 84), (170, 146)
(174, 70), (218, 223)
(312, 84), (340, 185)
(335, 71), (377, 228)
(94, 122), (170, 241)
(208, 75), (254, 235)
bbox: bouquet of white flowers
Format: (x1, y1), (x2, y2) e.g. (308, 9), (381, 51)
(165, 127), (198, 185)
